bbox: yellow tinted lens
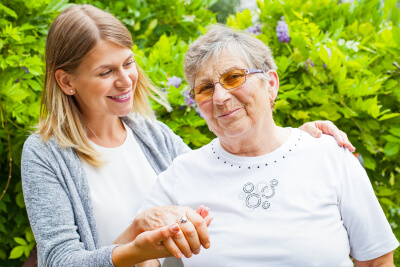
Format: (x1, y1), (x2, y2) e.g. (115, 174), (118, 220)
(221, 69), (246, 89)
(194, 83), (214, 102)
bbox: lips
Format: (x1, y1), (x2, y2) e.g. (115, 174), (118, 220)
(107, 90), (132, 103)
(218, 107), (242, 118)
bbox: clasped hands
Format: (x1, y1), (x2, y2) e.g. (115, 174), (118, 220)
(133, 205), (212, 261)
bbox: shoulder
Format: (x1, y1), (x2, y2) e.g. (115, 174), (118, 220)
(23, 134), (52, 159)
(123, 113), (176, 138)
(168, 141), (210, 168)
(298, 129), (348, 156)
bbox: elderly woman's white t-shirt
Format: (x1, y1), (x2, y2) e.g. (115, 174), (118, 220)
(83, 122), (157, 246)
(140, 128), (398, 266)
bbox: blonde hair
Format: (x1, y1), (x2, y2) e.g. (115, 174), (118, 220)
(184, 24), (277, 89)
(39, 4), (170, 167)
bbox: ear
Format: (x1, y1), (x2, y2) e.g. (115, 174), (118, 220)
(55, 69), (75, 95)
(266, 70), (279, 101)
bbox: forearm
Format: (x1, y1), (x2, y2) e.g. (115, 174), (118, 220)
(354, 252), (394, 267)
(113, 221), (140, 245)
(112, 243), (142, 267)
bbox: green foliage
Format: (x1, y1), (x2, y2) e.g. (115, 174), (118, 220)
(1, 0), (399, 265)
(227, 0), (400, 260)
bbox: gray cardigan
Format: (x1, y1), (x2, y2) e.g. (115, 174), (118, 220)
(21, 115), (190, 267)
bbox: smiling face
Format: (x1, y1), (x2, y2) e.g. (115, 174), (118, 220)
(69, 40), (138, 122)
(196, 49), (278, 143)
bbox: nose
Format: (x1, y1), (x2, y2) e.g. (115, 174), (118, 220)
(115, 68), (133, 89)
(212, 82), (231, 105)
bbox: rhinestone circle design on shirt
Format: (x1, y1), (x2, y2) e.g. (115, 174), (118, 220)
(238, 180), (278, 212)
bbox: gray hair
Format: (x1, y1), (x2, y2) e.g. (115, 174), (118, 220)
(184, 24), (277, 89)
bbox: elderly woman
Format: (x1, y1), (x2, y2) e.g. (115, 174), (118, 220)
(139, 25), (399, 266)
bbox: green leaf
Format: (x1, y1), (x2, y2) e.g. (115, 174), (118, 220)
(14, 237), (27, 246)
(0, 249), (6, 260)
(389, 127), (400, 137)
(379, 197), (396, 207)
(383, 142), (400, 156)
(392, 26), (400, 48)
(26, 230), (35, 243)
(9, 246), (24, 259)
(148, 19), (158, 31)
(0, 201), (6, 212)
(0, 3), (17, 18)
(383, 0), (397, 19)
(15, 192), (25, 208)
(26, 80), (42, 92)
(379, 113), (400, 121)
(363, 156), (376, 171)
(376, 188), (397, 197)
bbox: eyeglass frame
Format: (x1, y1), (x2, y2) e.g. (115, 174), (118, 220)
(189, 68), (264, 103)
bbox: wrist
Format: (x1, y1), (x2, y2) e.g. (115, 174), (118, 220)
(112, 242), (142, 267)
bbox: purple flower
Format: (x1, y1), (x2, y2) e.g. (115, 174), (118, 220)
(166, 76), (182, 88)
(15, 79), (20, 83)
(276, 17), (290, 43)
(305, 59), (315, 71)
(246, 23), (261, 36)
(183, 90), (195, 108)
(21, 67), (29, 74)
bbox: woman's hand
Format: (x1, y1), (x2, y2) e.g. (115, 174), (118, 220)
(299, 120), (355, 152)
(134, 206), (212, 259)
(112, 223), (181, 267)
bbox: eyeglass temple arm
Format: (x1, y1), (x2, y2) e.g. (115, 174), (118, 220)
(246, 69), (264, 74)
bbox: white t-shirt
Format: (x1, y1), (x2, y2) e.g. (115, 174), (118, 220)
(140, 128), (399, 266)
(84, 123), (157, 246)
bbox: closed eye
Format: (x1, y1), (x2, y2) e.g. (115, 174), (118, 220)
(99, 70), (112, 77)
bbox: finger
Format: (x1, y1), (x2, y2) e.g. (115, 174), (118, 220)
(178, 219), (201, 255)
(200, 208), (209, 218)
(163, 237), (183, 259)
(186, 209), (210, 249)
(152, 223), (180, 244)
(340, 131), (356, 152)
(197, 206), (209, 218)
(196, 205), (205, 214)
(317, 120), (339, 138)
(204, 215), (213, 227)
(299, 122), (322, 137)
(171, 228), (194, 258)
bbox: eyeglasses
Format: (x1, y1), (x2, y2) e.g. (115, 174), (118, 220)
(189, 68), (264, 103)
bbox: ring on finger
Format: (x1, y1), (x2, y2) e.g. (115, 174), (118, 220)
(180, 215), (188, 224)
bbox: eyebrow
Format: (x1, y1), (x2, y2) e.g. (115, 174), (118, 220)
(93, 53), (134, 71)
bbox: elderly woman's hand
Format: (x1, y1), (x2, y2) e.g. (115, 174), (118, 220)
(299, 120), (355, 152)
(134, 206), (212, 259)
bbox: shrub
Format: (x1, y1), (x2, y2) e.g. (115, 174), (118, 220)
(0, 0), (399, 265)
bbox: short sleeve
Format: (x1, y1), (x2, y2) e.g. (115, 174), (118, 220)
(338, 149), (399, 261)
(138, 165), (178, 214)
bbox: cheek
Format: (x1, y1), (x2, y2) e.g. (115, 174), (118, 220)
(197, 102), (213, 120)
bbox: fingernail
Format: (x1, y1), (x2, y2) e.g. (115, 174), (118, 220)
(170, 224), (179, 233)
(193, 248), (201, 254)
(175, 252), (182, 259)
(204, 242), (210, 249)
(185, 252), (192, 258)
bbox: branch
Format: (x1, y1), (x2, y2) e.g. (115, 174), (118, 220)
(0, 99), (12, 201)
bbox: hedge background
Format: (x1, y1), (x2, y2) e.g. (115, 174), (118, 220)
(0, 0), (399, 265)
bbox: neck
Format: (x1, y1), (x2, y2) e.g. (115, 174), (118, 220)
(84, 115), (127, 148)
(219, 122), (290, 157)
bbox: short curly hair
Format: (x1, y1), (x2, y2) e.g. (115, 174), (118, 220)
(184, 24), (277, 89)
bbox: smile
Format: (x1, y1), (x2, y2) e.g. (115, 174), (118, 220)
(218, 107), (242, 118)
(108, 90), (132, 103)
